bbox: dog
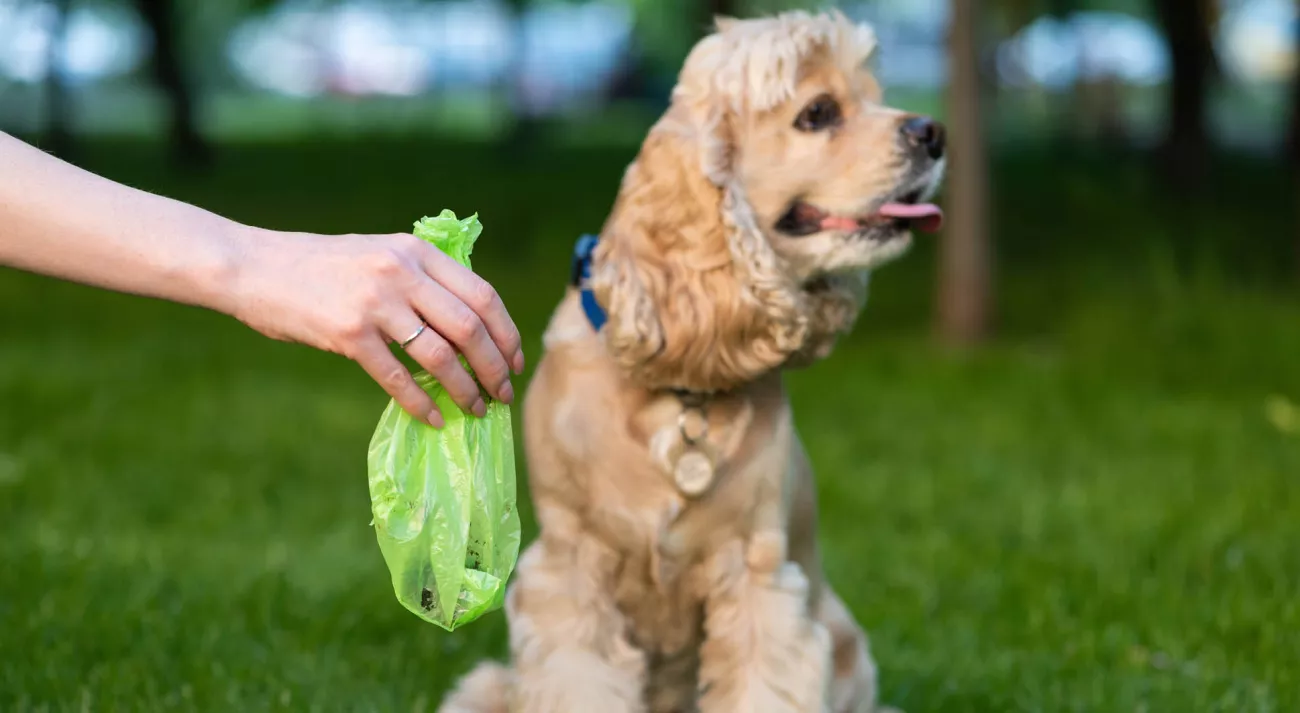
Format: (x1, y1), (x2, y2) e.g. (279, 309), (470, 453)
(441, 11), (945, 713)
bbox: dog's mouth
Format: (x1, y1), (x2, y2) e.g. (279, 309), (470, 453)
(775, 189), (944, 237)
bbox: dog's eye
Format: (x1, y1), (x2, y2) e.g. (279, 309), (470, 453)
(794, 95), (841, 132)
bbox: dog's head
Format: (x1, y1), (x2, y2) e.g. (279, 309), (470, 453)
(592, 11), (946, 393)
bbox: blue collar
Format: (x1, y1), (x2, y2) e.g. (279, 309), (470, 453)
(570, 234), (608, 332)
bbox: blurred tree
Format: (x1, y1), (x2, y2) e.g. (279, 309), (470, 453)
(1289, 0), (1300, 275)
(44, 0), (74, 160)
(939, 0), (993, 344)
(133, 0), (211, 168)
(500, 0), (541, 155)
(1151, 0), (1217, 186)
(606, 0), (722, 110)
(993, 0), (1056, 32)
(1288, 0), (1300, 168)
(626, 0), (703, 77)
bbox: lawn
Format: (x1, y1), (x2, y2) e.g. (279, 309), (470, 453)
(1, 134), (1298, 712)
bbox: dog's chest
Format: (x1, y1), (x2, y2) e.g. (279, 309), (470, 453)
(605, 390), (796, 655)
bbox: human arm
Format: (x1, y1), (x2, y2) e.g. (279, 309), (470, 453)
(0, 131), (523, 426)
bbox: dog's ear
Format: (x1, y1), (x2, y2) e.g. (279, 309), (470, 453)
(590, 124), (733, 393)
(591, 111), (810, 393)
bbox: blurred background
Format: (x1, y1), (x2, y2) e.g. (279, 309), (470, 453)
(1, 0), (1298, 711)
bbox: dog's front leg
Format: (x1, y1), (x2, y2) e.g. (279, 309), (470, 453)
(507, 536), (647, 713)
(696, 533), (832, 713)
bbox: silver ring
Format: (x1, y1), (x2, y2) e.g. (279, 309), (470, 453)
(399, 322), (427, 348)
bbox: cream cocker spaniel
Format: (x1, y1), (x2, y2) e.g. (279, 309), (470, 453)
(442, 10), (945, 713)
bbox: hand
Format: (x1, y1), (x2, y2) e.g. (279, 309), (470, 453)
(228, 228), (524, 427)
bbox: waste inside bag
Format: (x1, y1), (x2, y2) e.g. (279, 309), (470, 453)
(367, 210), (520, 631)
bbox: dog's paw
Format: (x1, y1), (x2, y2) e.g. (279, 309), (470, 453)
(439, 662), (512, 713)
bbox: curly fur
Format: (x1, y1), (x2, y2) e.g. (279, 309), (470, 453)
(438, 11), (942, 713)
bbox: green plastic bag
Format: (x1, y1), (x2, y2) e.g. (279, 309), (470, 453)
(366, 210), (520, 631)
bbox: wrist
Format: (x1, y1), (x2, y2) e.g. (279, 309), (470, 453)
(196, 219), (263, 319)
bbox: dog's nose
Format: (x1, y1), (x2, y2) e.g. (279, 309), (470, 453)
(900, 116), (946, 161)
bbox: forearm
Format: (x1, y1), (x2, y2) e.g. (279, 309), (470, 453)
(0, 131), (247, 315)
(0, 132), (524, 421)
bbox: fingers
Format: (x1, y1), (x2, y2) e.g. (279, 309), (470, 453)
(352, 336), (444, 428)
(406, 326), (489, 418)
(344, 233), (525, 421)
(420, 248), (525, 375)
(409, 278), (513, 408)
(378, 311), (489, 418)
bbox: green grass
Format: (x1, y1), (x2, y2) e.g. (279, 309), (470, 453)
(1, 135), (1298, 712)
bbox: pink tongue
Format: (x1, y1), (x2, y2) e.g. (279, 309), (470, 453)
(875, 202), (944, 233)
(819, 215), (863, 232)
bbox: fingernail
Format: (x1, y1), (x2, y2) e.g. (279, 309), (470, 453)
(471, 399), (487, 418)
(427, 410), (445, 429)
(500, 380), (514, 405)
(512, 350), (525, 375)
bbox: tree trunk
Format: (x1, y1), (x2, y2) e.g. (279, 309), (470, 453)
(938, 0), (992, 345)
(44, 0), (74, 160)
(1152, 0), (1214, 186)
(133, 0), (211, 168)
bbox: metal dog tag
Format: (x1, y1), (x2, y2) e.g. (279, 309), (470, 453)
(674, 450), (714, 497)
